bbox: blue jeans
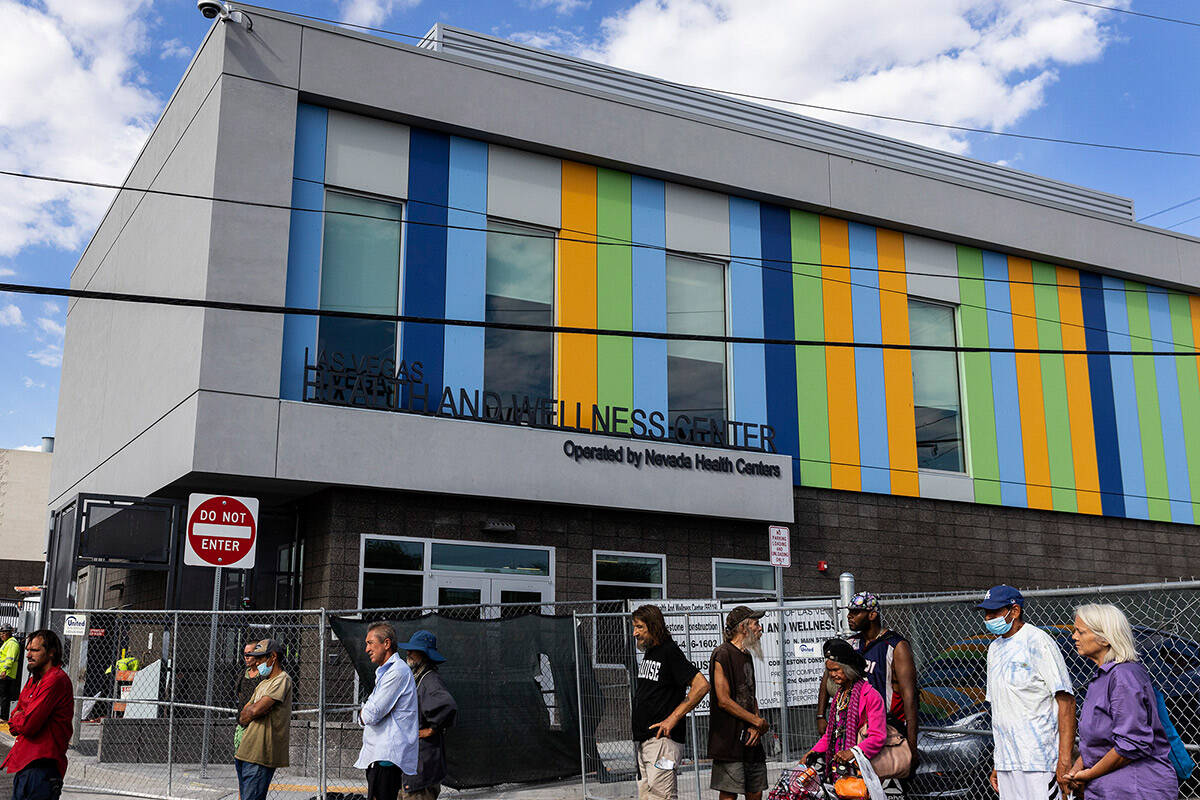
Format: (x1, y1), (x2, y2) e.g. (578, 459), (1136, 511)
(234, 759), (275, 800)
(12, 760), (62, 800)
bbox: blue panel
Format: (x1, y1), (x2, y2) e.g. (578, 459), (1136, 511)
(1078, 272), (1125, 516)
(631, 176), (668, 416)
(402, 129), (450, 406)
(1147, 287), (1191, 522)
(847, 223), (890, 494)
(729, 197), (767, 428)
(280, 105), (327, 400)
(442, 137), (488, 396)
(761, 203), (799, 477)
(982, 251), (1027, 507)
(1102, 276), (1148, 518)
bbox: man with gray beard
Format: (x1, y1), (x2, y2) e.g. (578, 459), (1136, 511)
(708, 607), (770, 800)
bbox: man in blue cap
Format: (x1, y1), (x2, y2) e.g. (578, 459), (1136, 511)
(979, 585), (1075, 800)
(397, 630), (457, 800)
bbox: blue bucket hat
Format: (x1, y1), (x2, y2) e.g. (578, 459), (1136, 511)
(398, 629), (446, 663)
(976, 585), (1024, 610)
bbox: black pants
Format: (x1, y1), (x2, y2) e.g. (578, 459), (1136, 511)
(366, 762), (403, 800)
(0, 677), (15, 720)
(13, 760), (63, 800)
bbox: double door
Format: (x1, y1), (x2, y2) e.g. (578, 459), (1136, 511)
(427, 574), (550, 619)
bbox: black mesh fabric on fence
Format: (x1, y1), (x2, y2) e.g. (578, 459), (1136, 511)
(329, 613), (601, 789)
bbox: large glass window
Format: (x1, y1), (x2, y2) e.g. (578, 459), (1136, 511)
(485, 221), (555, 400)
(909, 299), (965, 472)
(317, 191), (404, 365)
(593, 551), (665, 601)
(666, 255), (727, 424)
(713, 559), (776, 599)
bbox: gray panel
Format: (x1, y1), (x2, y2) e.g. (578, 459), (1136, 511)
(192, 393), (280, 478)
(275, 402), (794, 522)
(487, 144), (560, 229)
(217, 12), (301, 89)
(918, 470), (975, 504)
(326, 109), (410, 200)
(665, 183), (730, 257)
(904, 234), (959, 305)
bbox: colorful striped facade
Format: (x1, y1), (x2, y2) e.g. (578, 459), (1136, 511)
(281, 104), (1200, 526)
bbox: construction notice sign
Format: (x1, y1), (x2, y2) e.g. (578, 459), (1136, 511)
(184, 494), (258, 569)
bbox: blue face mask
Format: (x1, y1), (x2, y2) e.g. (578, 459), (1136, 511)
(257, 662), (272, 677)
(985, 610), (1014, 636)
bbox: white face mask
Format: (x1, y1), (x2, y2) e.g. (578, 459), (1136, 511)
(257, 661), (272, 677)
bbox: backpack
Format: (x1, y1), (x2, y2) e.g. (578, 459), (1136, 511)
(1153, 685), (1195, 782)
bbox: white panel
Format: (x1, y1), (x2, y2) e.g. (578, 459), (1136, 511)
(487, 145), (561, 229)
(665, 183), (729, 257)
(919, 470), (975, 503)
(325, 110), (409, 199)
(904, 234), (960, 304)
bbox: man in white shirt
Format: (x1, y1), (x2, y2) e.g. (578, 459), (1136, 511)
(979, 585), (1075, 800)
(357, 622), (419, 800)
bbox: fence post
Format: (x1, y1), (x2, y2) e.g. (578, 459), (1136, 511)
(199, 567), (222, 778)
(572, 612), (587, 799)
(838, 573), (855, 636)
(167, 611), (179, 798)
(776, 607), (790, 763)
(318, 608), (328, 800)
(684, 612), (703, 800)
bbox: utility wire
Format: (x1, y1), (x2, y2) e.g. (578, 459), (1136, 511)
(0, 167), (1194, 351)
(279, 8), (1200, 160)
(3, 279), (1199, 357)
(1052, 0), (1200, 29)
(1138, 193), (1200, 223)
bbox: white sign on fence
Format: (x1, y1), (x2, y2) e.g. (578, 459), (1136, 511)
(746, 600), (839, 709)
(63, 613), (87, 637)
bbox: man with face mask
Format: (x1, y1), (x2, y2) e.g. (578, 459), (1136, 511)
(396, 630), (457, 800)
(235, 639), (292, 800)
(979, 585), (1075, 800)
(357, 622), (418, 800)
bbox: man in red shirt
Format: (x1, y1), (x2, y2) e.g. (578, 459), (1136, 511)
(2, 629), (73, 800)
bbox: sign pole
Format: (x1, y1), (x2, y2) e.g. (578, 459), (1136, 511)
(199, 566), (221, 778)
(775, 566), (789, 762)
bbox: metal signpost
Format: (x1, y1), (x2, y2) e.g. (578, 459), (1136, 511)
(768, 524), (791, 761)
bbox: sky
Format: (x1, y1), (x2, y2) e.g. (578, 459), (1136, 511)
(1, 0), (1198, 449)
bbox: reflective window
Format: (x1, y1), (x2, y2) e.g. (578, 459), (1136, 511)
(485, 221), (555, 401)
(431, 543), (551, 576)
(713, 559), (776, 599)
(666, 255), (727, 423)
(909, 299), (965, 472)
(364, 538), (423, 571)
(361, 572), (422, 609)
(317, 191), (404, 365)
(594, 551), (666, 601)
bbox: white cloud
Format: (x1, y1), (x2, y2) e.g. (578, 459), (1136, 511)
(562, 0), (1124, 154)
(0, 303), (23, 327)
(521, 0), (590, 14)
(339, 0), (421, 28)
(36, 317), (65, 338)
(0, 0), (160, 258)
(22, 376), (45, 389)
(41, 301), (60, 314)
(15, 444), (43, 451)
(27, 344), (62, 367)
(0, 267), (13, 277)
(159, 38), (192, 60)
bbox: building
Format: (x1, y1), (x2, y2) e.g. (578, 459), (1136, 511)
(0, 442), (52, 593)
(47, 6), (1200, 612)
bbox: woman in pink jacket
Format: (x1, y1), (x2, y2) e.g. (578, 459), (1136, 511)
(805, 639), (888, 785)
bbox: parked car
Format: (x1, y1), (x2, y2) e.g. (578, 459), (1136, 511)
(908, 625), (1200, 799)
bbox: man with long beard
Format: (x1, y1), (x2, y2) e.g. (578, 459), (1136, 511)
(708, 606), (770, 800)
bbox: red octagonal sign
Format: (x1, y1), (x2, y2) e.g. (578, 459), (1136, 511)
(184, 494), (259, 569)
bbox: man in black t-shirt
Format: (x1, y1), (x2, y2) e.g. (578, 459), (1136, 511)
(631, 605), (709, 800)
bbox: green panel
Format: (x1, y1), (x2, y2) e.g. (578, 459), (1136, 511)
(1031, 262), (1076, 512)
(957, 246), (1000, 504)
(596, 169), (633, 429)
(1124, 282), (1171, 521)
(791, 210), (831, 487)
(1168, 293), (1200, 523)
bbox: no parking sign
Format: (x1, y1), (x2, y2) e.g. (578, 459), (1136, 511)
(184, 494), (258, 569)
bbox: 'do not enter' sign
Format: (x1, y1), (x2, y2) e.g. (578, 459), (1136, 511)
(184, 493), (259, 569)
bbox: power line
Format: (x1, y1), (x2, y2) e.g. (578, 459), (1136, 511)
(1052, 0), (1200, 29)
(1137, 193), (1200, 222)
(1, 166), (1195, 351)
(3, 279), (1199, 357)
(279, 7), (1200, 160)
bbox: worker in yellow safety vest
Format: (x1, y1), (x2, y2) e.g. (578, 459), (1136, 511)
(0, 624), (19, 721)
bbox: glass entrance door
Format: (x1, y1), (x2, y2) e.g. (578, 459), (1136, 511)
(427, 574), (551, 619)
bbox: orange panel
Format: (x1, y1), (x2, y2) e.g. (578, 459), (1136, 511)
(820, 217), (860, 491)
(1008, 257), (1053, 509)
(1057, 267), (1102, 514)
(557, 162), (598, 414)
(877, 230), (918, 496)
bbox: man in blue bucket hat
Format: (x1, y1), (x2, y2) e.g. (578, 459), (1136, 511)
(398, 631), (458, 800)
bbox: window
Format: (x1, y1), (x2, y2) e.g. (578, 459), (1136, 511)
(713, 559), (776, 599)
(909, 299), (965, 472)
(666, 255), (728, 425)
(361, 538), (424, 609)
(317, 191), (404, 366)
(430, 543), (550, 576)
(485, 220), (555, 401)
(593, 551), (666, 601)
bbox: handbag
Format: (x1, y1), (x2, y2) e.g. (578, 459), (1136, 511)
(1153, 685), (1195, 781)
(857, 721), (914, 780)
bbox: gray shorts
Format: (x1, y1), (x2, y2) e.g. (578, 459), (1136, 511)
(710, 759), (768, 795)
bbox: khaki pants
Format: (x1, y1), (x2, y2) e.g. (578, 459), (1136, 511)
(636, 737), (684, 800)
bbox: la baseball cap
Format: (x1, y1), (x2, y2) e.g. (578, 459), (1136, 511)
(976, 585), (1024, 610)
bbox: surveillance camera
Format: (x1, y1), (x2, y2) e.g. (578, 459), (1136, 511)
(198, 0), (226, 19)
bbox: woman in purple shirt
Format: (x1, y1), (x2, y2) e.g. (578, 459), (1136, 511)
(1065, 603), (1178, 799)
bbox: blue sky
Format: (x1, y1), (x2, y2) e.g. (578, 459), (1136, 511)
(1, 0), (1198, 449)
